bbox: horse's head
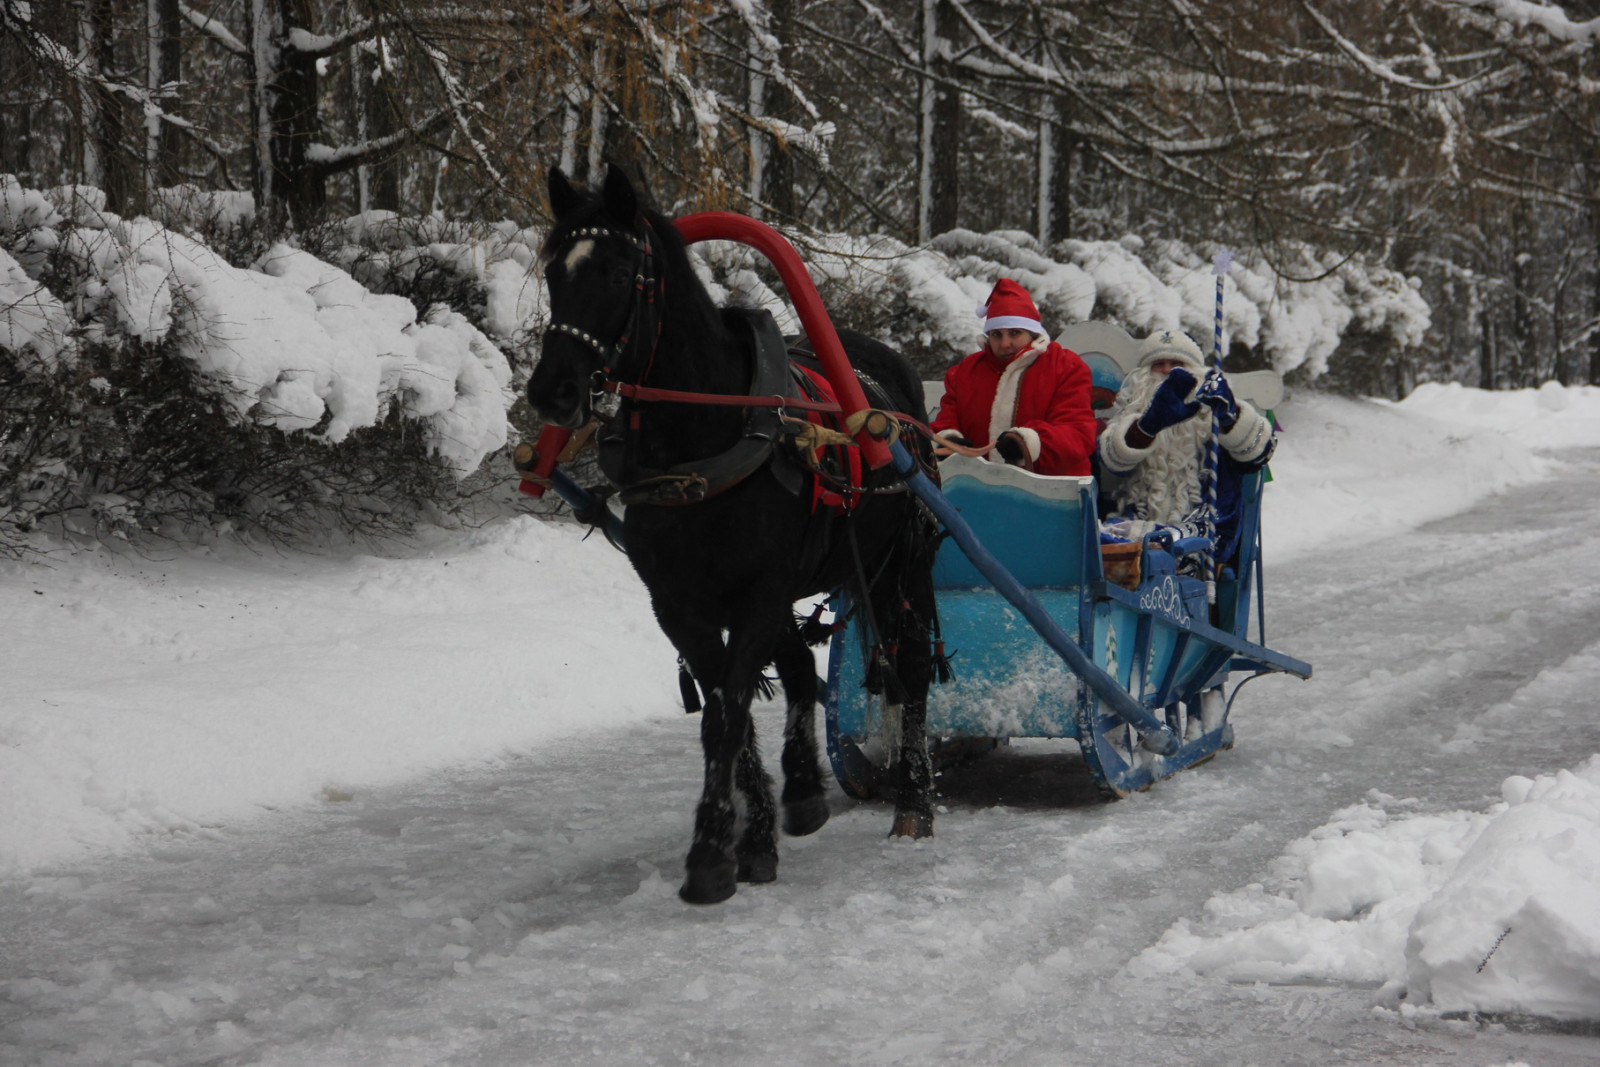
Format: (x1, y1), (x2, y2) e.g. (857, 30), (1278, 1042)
(528, 164), (658, 428)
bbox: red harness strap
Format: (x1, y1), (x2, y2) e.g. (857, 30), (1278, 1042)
(792, 365), (864, 514)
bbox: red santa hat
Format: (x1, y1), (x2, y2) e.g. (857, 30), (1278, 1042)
(977, 278), (1043, 336)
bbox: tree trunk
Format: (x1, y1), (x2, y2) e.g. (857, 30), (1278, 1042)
(1552, 252), (1569, 386)
(1591, 194), (1600, 385)
(82, 0), (136, 213)
(763, 0), (797, 222)
(1037, 93), (1073, 245)
(1509, 201), (1533, 386)
(145, 0), (182, 193)
(1480, 303), (1495, 389)
(0, 90), (35, 183)
(353, 42), (400, 212)
(748, 0), (797, 221)
(917, 0), (959, 242)
(587, 41), (610, 187)
(249, 0), (324, 226)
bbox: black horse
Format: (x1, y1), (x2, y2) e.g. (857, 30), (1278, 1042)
(527, 164), (939, 904)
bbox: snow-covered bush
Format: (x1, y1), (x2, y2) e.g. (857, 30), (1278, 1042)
(691, 225), (1432, 383)
(1, 171), (1436, 551)
(0, 176), (515, 550)
(330, 211), (546, 361)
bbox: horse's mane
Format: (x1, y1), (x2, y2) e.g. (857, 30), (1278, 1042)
(639, 203), (732, 351)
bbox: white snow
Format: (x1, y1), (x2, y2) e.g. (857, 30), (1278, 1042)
(0, 246), (73, 364)
(1132, 755), (1600, 1023)
(5, 382), (1600, 1030)
(1, 182), (516, 475)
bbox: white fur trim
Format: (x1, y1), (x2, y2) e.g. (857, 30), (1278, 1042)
(986, 341), (1046, 450)
(1010, 426), (1042, 464)
(984, 314), (1044, 334)
(936, 428), (966, 441)
(1137, 330), (1205, 370)
(1219, 402), (1274, 463)
(1097, 413), (1153, 475)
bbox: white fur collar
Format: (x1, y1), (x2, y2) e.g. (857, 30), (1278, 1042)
(985, 335), (1049, 459)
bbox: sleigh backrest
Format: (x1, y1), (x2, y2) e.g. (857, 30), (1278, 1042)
(931, 456), (1096, 590)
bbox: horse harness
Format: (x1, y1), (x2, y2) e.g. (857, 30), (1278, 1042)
(589, 306), (914, 511)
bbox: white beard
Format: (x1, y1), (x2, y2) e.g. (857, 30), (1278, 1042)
(1104, 365), (1211, 525)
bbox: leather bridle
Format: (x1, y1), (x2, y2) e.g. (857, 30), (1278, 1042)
(542, 221), (664, 398)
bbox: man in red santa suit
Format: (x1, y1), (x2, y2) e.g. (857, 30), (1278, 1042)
(930, 278), (1097, 476)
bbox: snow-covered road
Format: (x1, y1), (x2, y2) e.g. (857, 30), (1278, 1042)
(5, 454), (1600, 1066)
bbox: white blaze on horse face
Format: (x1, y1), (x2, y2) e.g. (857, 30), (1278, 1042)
(563, 239), (595, 274)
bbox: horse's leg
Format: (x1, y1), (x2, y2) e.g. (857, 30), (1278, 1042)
(678, 675), (746, 904)
(733, 719), (778, 884)
(669, 609), (784, 904)
(771, 623), (830, 837)
(649, 612), (742, 904)
(725, 609), (794, 886)
(881, 552), (936, 839)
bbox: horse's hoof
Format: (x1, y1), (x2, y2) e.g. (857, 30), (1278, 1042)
(679, 862), (738, 905)
(889, 811), (934, 839)
(782, 795), (830, 837)
(736, 851), (778, 884)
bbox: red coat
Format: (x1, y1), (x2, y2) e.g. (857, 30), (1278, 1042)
(931, 340), (1096, 476)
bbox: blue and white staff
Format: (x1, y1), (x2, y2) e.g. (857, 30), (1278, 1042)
(1198, 248), (1234, 602)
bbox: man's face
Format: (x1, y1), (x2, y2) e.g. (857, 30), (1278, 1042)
(1147, 357), (1186, 377)
(986, 328), (1034, 360)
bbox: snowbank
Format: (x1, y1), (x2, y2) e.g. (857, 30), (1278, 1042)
(1262, 393), (1549, 564)
(1130, 757), (1600, 1022)
(5, 174), (1442, 495)
(618, 211), (1426, 380)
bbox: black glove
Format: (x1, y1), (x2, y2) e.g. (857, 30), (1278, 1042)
(1136, 368), (1201, 436)
(996, 432), (1025, 464)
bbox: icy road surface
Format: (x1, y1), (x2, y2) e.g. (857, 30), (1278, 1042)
(5, 455), (1600, 1066)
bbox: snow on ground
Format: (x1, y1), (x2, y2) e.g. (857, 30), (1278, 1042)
(1131, 754), (1600, 1022)
(5, 383), (1600, 1026)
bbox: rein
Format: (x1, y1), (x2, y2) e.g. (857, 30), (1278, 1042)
(605, 379), (934, 440)
(605, 380), (842, 414)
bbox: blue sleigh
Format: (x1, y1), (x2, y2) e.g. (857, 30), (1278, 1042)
(825, 321), (1312, 799)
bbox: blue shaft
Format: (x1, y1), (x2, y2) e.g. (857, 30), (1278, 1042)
(890, 442), (1180, 756)
(545, 469), (627, 549)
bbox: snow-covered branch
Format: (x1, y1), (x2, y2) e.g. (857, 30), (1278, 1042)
(849, 0), (919, 64)
(1440, 0), (1600, 44)
(420, 41), (510, 192)
(286, 19), (382, 59)
(3, 0), (198, 129)
(1301, 0), (1485, 91)
(179, 2), (247, 57)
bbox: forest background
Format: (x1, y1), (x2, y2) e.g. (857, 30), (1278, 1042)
(3, 0), (1599, 547)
